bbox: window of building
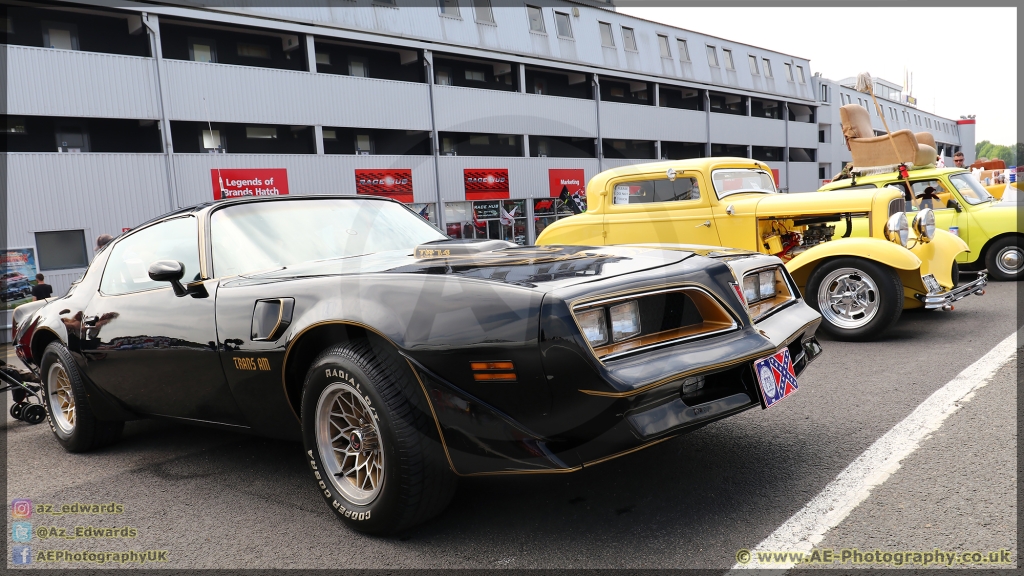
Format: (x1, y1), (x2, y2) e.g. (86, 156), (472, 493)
(762, 58), (773, 78)
(323, 127), (430, 155)
(598, 22), (615, 47)
(722, 48), (734, 70)
(529, 135), (595, 158)
(708, 92), (746, 116)
(789, 147), (816, 162)
(373, 0), (396, 5)
(435, 67), (452, 85)
(315, 52), (331, 66)
(100, 219), (198, 294)
(660, 141), (704, 160)
(706, 45), (718, 67)
(749, 54), (759, 75)
(465, 69), (486, 82)
(820, 84), (828, 102)
(554, 12), (572, 38)
(603, 139), (654, 160)
(534, 198), (576, 238)
(526, 5), (545, 33)
(710, 143), (748, 157)
(237, 42), (270, 59)
(796, 65), (805, 83)
(677, 38), (690, 61)
(246, 126), (277, 139)
(36, 230), (89, 272)
(188, 38), (217, 63)
(752, 146), (783, 162)
(473, 0), (494, 24)
(354, 134), (373, 154)
(439, 0), (460, 17)
(784, 62), (794, 81)
(750, 98), (781, 119)
(445, 200), (527, 244)
(55, 124), (89, 153)
(890, 107), (897, 121)
(532, 77), (547, 94)
(3, 16), (13, 34)
(348, 56), (369, 77)
(658, 34), (671, 58)
(621, 27), (637, 51)
(42, 22), (79, 50)
(5, 117), (26, 134)
(202, 129), (224, 152)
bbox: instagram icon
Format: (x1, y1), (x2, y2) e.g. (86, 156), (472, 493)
(11, 498), (32, 519)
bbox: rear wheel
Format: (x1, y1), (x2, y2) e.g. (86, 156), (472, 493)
(300, 340), (457, 535)
(806, 257), (903, 341)
(984, 236), (1023, 281)
(40, 342), (124, 452)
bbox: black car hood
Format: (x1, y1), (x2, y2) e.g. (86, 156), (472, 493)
(226, 244), (694, 290)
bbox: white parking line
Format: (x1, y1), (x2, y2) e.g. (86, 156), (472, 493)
(731, 329), (1019, 571)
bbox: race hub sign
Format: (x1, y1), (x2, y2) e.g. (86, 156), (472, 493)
(212, 168), (289, 200)
(464, 169), (509, 200)
(355, 169), (413, 203)
(548, 169), (585, 198)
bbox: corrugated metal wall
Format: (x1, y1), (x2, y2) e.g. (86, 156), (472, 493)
(601, 103), (706, 142)
(3, 45), (160, 119)
(433, 87), (597, 137)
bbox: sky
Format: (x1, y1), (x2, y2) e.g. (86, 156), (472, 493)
(618, 7), (1018, 146)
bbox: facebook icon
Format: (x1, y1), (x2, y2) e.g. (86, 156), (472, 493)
(12, 545), (32, 565)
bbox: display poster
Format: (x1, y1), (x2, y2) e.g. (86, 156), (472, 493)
(472, 201), (501, 220)
(2, 248), (39, 310)
(355, 169), (413, 203)
(211, 168), (289, 200)
(548, 169), (586, 198)
(464, 169), (510, 200)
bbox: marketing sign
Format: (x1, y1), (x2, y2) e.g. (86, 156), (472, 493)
(464, 169), (509, 200)
(355, 169), (413, 203)
(548, 169), (585, 198)
(2, 248), (39, 309)
(211, 168), (289, 200)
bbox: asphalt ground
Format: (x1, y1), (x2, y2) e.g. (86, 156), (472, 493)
(4, 281), (1019, 570)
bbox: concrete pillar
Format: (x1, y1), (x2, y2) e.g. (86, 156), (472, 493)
(519, 63), (527, 93)
(525, 200), (537, 245)
(652, 82), (659, 107)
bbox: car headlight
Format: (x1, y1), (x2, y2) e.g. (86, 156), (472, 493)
(912, 209), (936, 243)
(739, 267), (796, 321)
(884, 212), (909, 247)
(609, 301), (641, 342)
(577, 308), (608, 347)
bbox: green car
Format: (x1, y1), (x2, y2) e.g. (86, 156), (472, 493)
(820, 167), (1021, 281)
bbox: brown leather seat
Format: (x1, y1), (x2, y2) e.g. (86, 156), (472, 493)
(840, 104), (936, 169)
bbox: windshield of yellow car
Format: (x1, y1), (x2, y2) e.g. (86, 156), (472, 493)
(210, 198), (446, 277)
(711, 169), (778, 199)
(948, 173), (994, 205)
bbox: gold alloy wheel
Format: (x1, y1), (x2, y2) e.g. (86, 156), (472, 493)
(47, 363), (76, 434)
(315, 382), (385, 505)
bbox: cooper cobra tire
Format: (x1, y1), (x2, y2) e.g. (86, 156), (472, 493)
(300, 339), (457, 535)
(984, 236), (1023, 281)
(806, 257), (903, 342)
(40, 342), (124, 452)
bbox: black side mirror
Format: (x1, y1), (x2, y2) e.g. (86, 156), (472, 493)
(947, 198), (962, 213)
(148, 260), (207, 298)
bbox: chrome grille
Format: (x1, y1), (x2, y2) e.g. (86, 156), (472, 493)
(888, 197), (906, 217)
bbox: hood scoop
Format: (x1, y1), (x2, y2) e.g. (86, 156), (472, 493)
(415, 239), (516, 259)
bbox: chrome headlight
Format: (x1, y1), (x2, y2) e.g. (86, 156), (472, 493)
(741, 267), (795, 320)
(577, 308), (608, 347)
(884, 212), (909, 247)
(912, 209), (936, 243)
(609, 301), (641, 342)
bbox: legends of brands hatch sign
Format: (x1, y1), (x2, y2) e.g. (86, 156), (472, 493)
(211, 168), (289, 200)
(463, 169), (510, 200)
(548, 169), (586, 198)
(355, 169), (413, 203)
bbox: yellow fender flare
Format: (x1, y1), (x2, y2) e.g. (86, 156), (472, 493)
(784, 237), (922, 287)
(905, 229), (968, 288)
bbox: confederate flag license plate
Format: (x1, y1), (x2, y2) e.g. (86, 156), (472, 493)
(754, 348), (799, 409)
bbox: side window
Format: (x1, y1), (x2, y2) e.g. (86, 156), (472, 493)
(613, 177), (701, 205)
(100, 217), (201, 296)
(908, 179), (951, 212)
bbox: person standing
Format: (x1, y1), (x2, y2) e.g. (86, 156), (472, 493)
(31, 273), (53, 301)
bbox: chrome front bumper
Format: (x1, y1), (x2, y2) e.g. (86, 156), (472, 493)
(915, 272), (987, 310)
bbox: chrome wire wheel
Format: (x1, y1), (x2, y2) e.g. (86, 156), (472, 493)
(995, 245), (1023, 276)
(315, 382), (385, 506)
(47, 363), (76, 434)
(816, 267), (881, 330)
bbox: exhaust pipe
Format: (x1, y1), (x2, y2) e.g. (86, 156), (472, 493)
(942, 304), (954, 311)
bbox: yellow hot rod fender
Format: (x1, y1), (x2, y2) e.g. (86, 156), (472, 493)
(784, 237), (922, 289)
(904, 229), (968, 290)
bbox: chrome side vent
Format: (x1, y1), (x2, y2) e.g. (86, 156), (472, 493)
(888, 197), (906, 217)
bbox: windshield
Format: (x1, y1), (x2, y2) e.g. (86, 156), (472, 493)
(711, 169), (778, 199)
(211, 198), (445, 277)
(948, 173), (994, 205)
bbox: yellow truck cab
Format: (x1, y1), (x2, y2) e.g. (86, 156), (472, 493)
(537, 157), (987, 341)
(819, 166), (1021, 281)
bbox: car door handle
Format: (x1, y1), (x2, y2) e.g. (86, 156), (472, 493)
(696, 220), (711, 228)
(83, 315), (99, 326)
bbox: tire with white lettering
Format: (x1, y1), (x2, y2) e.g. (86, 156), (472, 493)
(40, 342), (124, 452)
(300, 339), (457, 534)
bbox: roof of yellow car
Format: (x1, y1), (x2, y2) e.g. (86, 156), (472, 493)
(820, 167), (971, 190)
(587, 157), (773, 193)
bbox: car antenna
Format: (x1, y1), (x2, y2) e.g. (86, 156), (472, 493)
(202, 96), (226, 200)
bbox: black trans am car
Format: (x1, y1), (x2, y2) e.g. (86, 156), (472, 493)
(13, 196), (822, 534)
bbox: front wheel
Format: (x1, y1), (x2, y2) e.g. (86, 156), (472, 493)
(300, 340), (457, 535)
(984, 236), (1023, 281)
(806, 257), (904, 341)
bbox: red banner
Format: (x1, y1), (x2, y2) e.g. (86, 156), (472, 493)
(464, 169), (509, 200)
(355, 169), (413, 203)
(771, 168), (780, 187)
(212, 168), (289, 200)
(548, 169), (585, 198)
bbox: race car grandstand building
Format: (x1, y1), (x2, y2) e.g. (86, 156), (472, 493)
(3, 0), (973, 302)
